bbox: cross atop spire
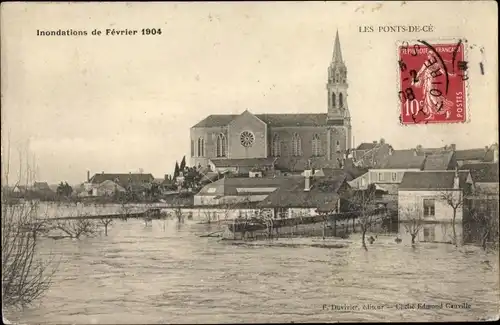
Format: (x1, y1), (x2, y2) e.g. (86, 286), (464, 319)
(332, 30), (343, 63)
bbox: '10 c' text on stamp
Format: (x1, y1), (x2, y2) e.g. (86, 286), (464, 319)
(398, 40), (468, 125)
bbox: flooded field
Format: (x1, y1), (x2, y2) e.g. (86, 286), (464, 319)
(5, 218), (500, 323)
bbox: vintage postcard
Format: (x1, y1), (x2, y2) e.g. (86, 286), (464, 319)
(1, 1), (498, 323)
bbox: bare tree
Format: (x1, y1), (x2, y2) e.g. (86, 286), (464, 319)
(219, 199), (241, 225)
(1, 201), (56, 308)
(440, 190), (464, 246)
(99, 218), (113, 236)
(400, 204), (425, 244)
(53, 218), (99, 239)
(467, 189), (499, 250)
(119, 199), (133, 221)
(1, 134), (57, 308)
(201, 208), (212, 224)
(166, 194), (188, 223)
(348, 184), (379, 250)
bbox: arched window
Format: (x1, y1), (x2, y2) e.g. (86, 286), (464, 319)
(197, 137), (205, 157)
(312, 134), (321, 156)
(216, 133), (226, 157)
(292, 133), (302, 157)
(339, 93), (344, 108)
(272, 133), (281, 157)
(331, 93), (336, 108)
(336, 140), (341, 153)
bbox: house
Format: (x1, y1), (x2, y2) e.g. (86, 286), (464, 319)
(83, 172), (154, 197)
(349, 149), (458, 195)
(312, 159), (368, 181)
(33, 181), (52, 192)
(460, 162), (499, 229)
(194, 176), (297, 206)
(12, 184), (27, 194)
(460, 162), (499, 194)
(257, 172), (352, 218)
(208, 157), (277, 175)
(88, 172), (154, 188)
(350, 149), (426, 195)
(422, 151), (457, 170)
(482, 144), (499, 163)
(94, 180), (126, 197)
(415, 144), (455, 156)
(455, 144), (498, 166)
(398, 170), (473, 223)
(351, 139), (394, 168)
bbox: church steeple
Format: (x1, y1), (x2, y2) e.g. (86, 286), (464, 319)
(332, 30), (343, 63)
(326, 30), (352, 160)
(327, 30), (349, 121)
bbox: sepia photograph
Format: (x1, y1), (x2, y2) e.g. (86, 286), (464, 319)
(1, 1), (499, 323)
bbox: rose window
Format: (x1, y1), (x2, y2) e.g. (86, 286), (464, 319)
(240, 131), (255, 147)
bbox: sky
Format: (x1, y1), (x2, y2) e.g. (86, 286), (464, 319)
(1, 1), (498, 185)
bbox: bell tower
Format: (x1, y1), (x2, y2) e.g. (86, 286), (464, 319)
(326, 30), (352, 161)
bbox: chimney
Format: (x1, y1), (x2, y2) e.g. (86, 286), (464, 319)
(453, 167), (460, 189)
(304, 170), (312, 192)
(450, 143), (456, 151)
(87, 170), (90, 182)
(380, 138), (385, 144)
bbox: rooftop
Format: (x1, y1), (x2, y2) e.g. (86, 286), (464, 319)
(355, 142), (378, 151)
(210, 157), (277, 168)
(459, 162), (499, 183)
(257, 175), (350, 210)
(89, 173), (154, 188)
(377, 150), (426, 169)
(399, 171), (471, 191)
(455, 148), (490, 161)
(196, 176), (296, 197)
(193, 113), (329, 128)
(422, 151), (456, 170)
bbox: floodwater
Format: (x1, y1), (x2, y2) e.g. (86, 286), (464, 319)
(5, 218), (500, 323)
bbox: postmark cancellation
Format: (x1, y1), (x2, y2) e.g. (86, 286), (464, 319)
(397, 39), (468, 125)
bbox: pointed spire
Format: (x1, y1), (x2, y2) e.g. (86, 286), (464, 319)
(332, 30), (343, 63)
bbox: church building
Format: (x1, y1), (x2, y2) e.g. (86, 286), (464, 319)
(190, 31), (352, 173)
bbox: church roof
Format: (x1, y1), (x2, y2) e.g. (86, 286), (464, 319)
(192, 113), (328, 128)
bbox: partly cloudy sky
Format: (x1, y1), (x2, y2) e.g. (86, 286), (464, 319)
(1, 2), (497, 184)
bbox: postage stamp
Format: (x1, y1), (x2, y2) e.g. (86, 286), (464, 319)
(397, 40), (467, 125)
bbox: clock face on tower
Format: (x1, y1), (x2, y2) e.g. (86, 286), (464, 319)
(240, 131), (255, 147)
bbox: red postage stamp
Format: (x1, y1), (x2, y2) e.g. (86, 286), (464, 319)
(397, 40), (467, 124)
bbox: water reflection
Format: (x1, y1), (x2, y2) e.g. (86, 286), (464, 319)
(5, 218), (499, 324)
